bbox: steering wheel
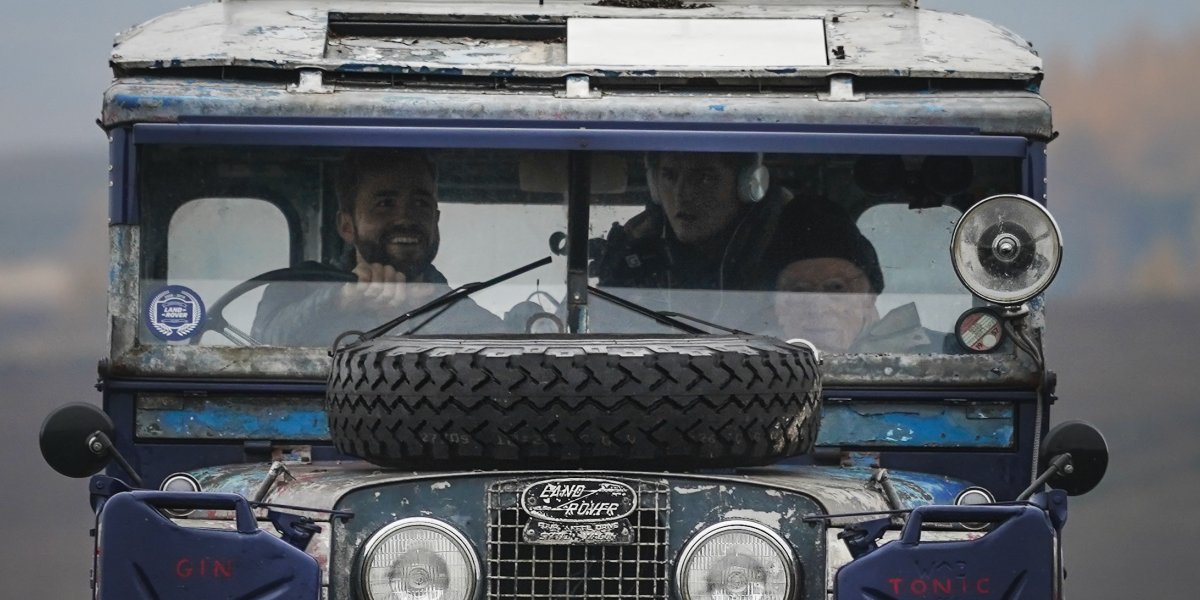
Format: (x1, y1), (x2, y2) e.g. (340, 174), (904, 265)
(190, 262), (357, 346)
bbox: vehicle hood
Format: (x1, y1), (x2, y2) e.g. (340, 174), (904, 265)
(186, 461), (971, 521)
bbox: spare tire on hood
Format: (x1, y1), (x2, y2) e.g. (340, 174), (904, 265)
(326, 334), (821, 469)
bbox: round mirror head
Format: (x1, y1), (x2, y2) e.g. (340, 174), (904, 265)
(955, 308), (1006, 353)
(951, 194), (1063, 305)
(39, 403), (115, 478)
(1039, 421), (1109, 496)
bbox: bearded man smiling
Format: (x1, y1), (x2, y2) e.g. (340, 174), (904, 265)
(251, 150), (503, 346)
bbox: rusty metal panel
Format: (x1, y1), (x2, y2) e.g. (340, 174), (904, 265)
(109, 1), (1040, 81)
(184, 463), (967, 520)
(817, 400), (1015, 448)
(106, 341), (1041, 386)
(109, 225), (140, 362)
(102, 80), (1053, 138)
(135, 394), (329, 440)
(105, 342), (1041, 386)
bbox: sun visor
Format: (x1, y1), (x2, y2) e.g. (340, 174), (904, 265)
(567, 18), (827, 67)
(519, 152), (628, 194)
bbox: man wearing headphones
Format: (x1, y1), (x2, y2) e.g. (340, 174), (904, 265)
(594, 151), (782, 291)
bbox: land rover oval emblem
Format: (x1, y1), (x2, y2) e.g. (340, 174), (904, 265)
(521, 478), (637, 523)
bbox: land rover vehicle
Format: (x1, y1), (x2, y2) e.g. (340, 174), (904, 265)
(39, 0), (1110, 598)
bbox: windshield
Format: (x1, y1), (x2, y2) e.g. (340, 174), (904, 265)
(137, 145), (1021, 355)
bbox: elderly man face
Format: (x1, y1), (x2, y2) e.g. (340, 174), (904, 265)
(651, 153), (745, 246)
(774, 257), (880, 352)
(337, 154), (441, 277)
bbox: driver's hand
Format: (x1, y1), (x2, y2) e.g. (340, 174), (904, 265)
(338, 261), (436, 311)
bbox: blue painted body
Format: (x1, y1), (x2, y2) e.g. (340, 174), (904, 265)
(96, 490), (320, 599)
(94, 108), (1061, 600)
(836, 495), (1066, 599)
(818, 401), (1014, 448)
(106, 381), (1041, 500)
(137, 396), (328, 441)
(103, 118), (1052, 499)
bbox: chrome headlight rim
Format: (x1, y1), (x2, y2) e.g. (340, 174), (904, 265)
(955, 487), (997, 531)
(677, 519), (798, 600)
(954, 486), (996, 507)
(357, 516), (481, 600)
(950, 193), (1064, 306)
(159, 472), (202, 517)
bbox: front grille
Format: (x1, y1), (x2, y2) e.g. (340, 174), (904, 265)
(487, 478), (671, 599)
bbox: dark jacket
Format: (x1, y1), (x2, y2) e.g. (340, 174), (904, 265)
(593, 189), (787, 291)
(251, 263), (504, 346)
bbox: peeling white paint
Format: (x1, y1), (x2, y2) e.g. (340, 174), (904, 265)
(110, 1), (1041, 81)
(674, 485), (716, 495)
(724, 509), (784, 530)
(431, 481), (451, 491)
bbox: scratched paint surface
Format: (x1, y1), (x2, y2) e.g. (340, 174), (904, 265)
(109, 1), (1040, 80)
(136, 395), (329, 440)
(180, 462), (973, 597)
(331, 472), (827, 600)
(187, 462), (969, 522)
(817, 401), (1014, 448)
(100, 80), (1054, 139)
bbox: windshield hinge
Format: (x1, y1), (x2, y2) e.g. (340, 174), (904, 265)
(558, 74), (601, 99)
(821, 74), (864, 102)
(290, 68), (331, 94)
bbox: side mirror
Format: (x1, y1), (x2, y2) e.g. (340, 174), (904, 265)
(39, 403), (115, 478)
(1038, 420), (1109, 496)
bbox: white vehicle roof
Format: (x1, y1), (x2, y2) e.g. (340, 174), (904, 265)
(112, 0), (1042, 81)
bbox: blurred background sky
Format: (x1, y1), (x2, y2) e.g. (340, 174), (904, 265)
(2, 0), (1198, 597)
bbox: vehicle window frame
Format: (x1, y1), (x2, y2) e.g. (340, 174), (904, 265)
(110, 121), (1045, 384)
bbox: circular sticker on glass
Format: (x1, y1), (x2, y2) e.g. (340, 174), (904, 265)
(146, 285), (206, 341)
(955, 308), (1004, 353)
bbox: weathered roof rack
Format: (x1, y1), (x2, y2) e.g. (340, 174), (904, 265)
(112, 1), (1040, 82)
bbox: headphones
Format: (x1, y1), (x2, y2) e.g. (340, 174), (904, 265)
(645, 152), (770, 205)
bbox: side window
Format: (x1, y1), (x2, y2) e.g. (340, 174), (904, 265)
(167, 198), (290, 343)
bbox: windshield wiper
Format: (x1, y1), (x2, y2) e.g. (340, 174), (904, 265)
(586, 286), (747, 336)
(339, 256), (552, 347)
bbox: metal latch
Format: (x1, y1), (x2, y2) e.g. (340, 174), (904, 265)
(558, 74), (601, 99)
(290, 68), (331, 94)
(820, 74), (864, 102)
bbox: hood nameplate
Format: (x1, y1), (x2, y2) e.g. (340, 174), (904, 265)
(521, 478), (638, 523)
(522, 518), (635, 545)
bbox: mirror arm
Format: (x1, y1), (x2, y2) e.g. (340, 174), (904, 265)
(87, 431), (145, 488)
(1016, 452), (1072, 502)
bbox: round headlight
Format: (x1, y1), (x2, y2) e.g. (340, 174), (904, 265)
(955, 487), (995, 507)
(161, 472), (201, 493)
(951, 194), (1062, 305)
(678, 520), (798, 600)
(159, 472), (201, 517)
(955, 487), (996, 531)
(359, 518), (479, 600)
